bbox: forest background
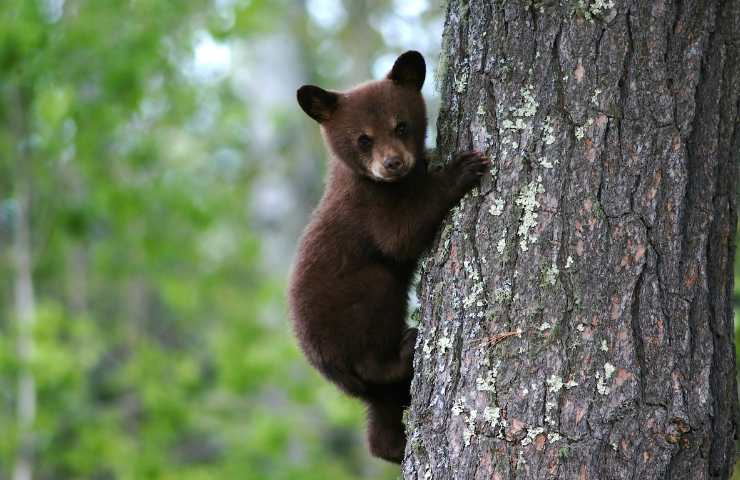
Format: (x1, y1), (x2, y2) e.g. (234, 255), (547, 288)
(0, 1), (736, 479)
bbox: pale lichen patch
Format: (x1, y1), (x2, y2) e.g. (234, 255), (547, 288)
(543, 116), (557, 145)
(596, 371), (609, 395)
(503, 118), (526, 130)
(510, 85), (538, 119)
(489, 197), (505, 216)
(454, 67), (469, 93)
(496, 235), (507, 255)
(422, 340), (433, 359)
(515, 177), (544, 251)
(476, 368), (498, 392)
(543, 263), (560, 286)
(501, 85), (539, 145)
(596, 363), (616, 395)
(575, 118), (594, 140)
(590, 0), (615, 17)
(521, 426), (545, 446)
(516, 449), (526, 469)
(462, 281), (485, 309)
(493, 283), (513, 303)
(575, 125), (586, 140)
(462, 259), (486, 315)
(591, 88), (602, 105)
(437, 335), (453, 354)
(451, 397), (465, 416)
(483, 406), (501, 428)
(545, 400), (557, 427)
(464, 408), (477, 446)
(547, 374), (564, 393)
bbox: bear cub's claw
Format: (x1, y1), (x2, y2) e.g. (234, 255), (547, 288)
(449, 150), (490, 190)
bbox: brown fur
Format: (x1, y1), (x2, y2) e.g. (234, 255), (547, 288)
(288, 51), (489, 463)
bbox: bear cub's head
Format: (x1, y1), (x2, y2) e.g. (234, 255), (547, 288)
(297, 51), (427, 183)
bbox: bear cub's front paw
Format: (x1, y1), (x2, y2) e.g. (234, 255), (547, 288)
(449, 150), (490, 192)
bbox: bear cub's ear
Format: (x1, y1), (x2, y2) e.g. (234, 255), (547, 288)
(297, 85), (339, 123)
(387, 50), (425, 91)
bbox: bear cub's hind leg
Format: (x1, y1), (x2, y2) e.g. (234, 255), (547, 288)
(358, 327), (418, 385)
(366, 398), (407, 464)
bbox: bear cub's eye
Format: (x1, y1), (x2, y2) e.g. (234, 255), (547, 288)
(358, 134), (373, 150)
(394, 122), (408, 137)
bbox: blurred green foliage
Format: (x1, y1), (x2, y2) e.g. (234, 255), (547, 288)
(0, 1), (737, 479)
(0, 0), (443, 478)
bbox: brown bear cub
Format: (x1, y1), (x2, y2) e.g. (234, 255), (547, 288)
(288, 51), (489, 463)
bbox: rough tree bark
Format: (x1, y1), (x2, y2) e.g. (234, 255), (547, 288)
(404, 1), (739, 479)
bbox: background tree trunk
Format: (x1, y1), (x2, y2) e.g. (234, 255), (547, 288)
(10, 88), (37, 480)
(404, 1), (739, 479)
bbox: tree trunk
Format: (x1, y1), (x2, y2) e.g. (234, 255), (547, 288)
(12, 176), (36, 480)
(403, 1), (739, 479)
(10, 87), (37, 480)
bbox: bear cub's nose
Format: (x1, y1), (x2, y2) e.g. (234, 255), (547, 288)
(384, 156), (402, 171)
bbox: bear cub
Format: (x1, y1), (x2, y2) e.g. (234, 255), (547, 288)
(288, 51), (488, 463)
